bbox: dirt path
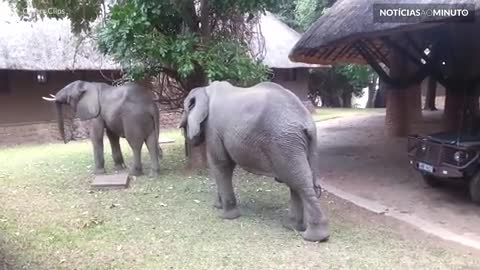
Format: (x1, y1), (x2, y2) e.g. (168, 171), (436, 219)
(316, 112), (480, 247)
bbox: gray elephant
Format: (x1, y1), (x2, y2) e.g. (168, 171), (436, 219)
(179, 81), (329, 242)
(42, 80), (162, 176)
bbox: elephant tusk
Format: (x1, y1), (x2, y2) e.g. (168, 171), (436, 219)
(42, 96), (56, 101)
(49, 94), (56, 98)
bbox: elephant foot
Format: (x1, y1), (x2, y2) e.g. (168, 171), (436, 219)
(213, 195), (222, 209)
(302, 224), (329, 242)
(219, 208), (241, 220)
(129, 168), (144, 176)
(114, 163), (127, 171)
(282, 216), (306, 232)
(149, 169), (161, 178)
(94, 168), (106, 175)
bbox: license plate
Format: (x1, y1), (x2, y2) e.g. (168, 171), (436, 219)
(418, 162), (434, 173)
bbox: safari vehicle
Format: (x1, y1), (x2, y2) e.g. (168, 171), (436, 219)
(408, 132), (480, 204)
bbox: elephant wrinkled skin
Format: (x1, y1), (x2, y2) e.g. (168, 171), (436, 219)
(43, 80), (162, 177)
(179, 81), (329, 242)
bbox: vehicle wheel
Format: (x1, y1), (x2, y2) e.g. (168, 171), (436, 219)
(469, 173), (480, 205)
(422, 174), (442, 188)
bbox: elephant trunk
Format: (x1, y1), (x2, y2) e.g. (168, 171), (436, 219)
(55, 102), (67, 143)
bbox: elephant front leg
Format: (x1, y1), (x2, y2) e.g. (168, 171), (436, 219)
(208, 154), (239, 219)
(106, 129), (126, 171)
(283, 188), (306, 232)
(91, 119), (106, 175)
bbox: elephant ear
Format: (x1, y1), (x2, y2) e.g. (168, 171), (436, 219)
(186, 87), (209, 140)
(75, 86), (100, 121)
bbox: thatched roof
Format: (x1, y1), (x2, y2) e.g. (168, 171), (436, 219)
(0, 4), (319, 71)
(0, 5), (119, 71)
(253, 12), (326, 69)
(289, 0), (480, 65)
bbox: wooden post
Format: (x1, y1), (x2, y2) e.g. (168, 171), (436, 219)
(385, 44), (411, 136)
(443, 88), (463, 131)
(385, 36), (422, 137)
(407, 82), (423, 123)
(385, 85), (410, 136)
(424, 77), (437, 111)
(443, 23), (477, 132)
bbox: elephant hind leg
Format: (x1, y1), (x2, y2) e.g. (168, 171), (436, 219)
(298, 186), (329, 242)
(125, 137), (144, 176)
(278, 158), (329, 242)
(106, 129), (126, 171)
(208, 151), (239, 219)
(145, 132), (161, 177)
(283, 188), (305, 232)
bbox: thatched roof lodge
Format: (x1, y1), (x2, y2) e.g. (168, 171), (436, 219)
(0, 19), (119, 71)
(0, 7), (323, 144)
(253, 12), (327, 107)
(0, 7), (121, 144)
(290, 0), (479, 66)
(290, 0), (480, 136)
(254, 11), (321, 69)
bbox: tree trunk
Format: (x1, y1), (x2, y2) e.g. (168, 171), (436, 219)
(341, 91), (352, 108)
(424, 76), (437, 111)
(366, 75), (377, 108)
(374, 79), (386, 108)
(183, 64), (209, 169)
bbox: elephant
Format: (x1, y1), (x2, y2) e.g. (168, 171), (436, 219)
(42, 80), (162, 177)
(179, 81), (329, 242)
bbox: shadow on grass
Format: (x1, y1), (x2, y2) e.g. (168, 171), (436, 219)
(0, 247), (17, 270)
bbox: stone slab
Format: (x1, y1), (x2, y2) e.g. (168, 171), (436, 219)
(159, 137), (175, 144)
(91, 172), (130, 189)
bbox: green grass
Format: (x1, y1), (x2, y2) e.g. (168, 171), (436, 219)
(0, 117), (478, 269)
(312, 108), (385, 122)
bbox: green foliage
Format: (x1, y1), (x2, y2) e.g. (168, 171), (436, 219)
(9, 0), (275, 89)
(335, 64), (373, 92)
(273, 0), (332, 31)
(9, 0), (101, 33)
(202, 39), (270, 86)
(275, 0), (375, 107)
(294, 0), (323, 31)
(96, 0), (270, 84)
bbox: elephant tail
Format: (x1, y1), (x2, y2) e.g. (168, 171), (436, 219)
(305, 125), (322, 198)
(153, 104), (163, 160)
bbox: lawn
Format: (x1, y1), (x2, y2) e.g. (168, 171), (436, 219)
(0, 110), (478, 270)
(312, 108), (385, 122)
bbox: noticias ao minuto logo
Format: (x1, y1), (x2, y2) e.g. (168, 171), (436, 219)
(373, 3), (476, 23)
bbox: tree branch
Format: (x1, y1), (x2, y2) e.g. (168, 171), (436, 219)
(176, 0), (200, 33)
(159, 67), (186, 90)
(200, 0), (210, 39)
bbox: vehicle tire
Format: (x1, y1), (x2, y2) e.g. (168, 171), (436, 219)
(469, 173), (480, 205)
(422, 174), (442, 188)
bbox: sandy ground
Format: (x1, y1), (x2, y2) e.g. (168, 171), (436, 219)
(316, 111), (480, 245)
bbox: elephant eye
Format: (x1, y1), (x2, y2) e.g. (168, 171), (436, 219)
(188, 98), (195, 110)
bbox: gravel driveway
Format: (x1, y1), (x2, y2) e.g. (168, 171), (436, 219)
(316, 111), (480, 245)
